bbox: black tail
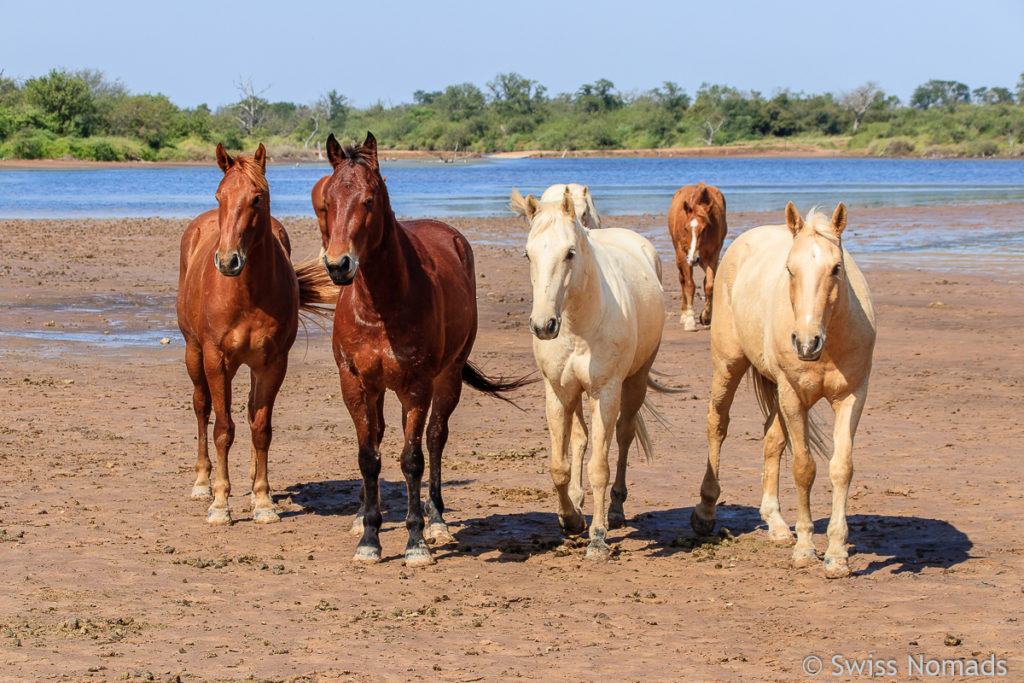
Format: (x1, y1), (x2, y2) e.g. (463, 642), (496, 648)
(461, 361), (537, 409)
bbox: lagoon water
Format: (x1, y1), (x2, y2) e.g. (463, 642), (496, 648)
(2, 157), (1024, 256)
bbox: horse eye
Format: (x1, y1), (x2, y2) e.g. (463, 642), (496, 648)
(252, 195), (261, 206)
(566, 248), (576, 261)
(363, 196), (373, 207)
(786, 266), (794, 277)
(831, 264), (841, 276)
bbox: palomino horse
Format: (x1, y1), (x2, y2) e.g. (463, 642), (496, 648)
(691, 202), (876, 578)
(177, 143), (336, 524)
(667, 182), (728, 331)
(522, 188), (666, 560)
(510, 183), (602, 229)
(321, 132), (530, 567)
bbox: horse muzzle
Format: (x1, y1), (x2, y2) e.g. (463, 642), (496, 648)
(529, 316), (560, 340)
(324, 253), (358, 286)
(792, 332), (824, 361)
(214, 250), (246, 277)
(687, 253), (701, 266)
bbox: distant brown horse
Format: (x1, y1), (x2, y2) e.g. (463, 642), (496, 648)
(667, 182), (728, 331)
(322, 131), (530, 567)
(177, 143), (336, 524)
(311, 174), (330, 254)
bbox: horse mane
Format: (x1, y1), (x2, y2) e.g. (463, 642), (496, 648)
(803, 207), (840, 245)
(233, 156), (269, 193)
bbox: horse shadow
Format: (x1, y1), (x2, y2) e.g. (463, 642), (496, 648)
(278, 478), (477, 524)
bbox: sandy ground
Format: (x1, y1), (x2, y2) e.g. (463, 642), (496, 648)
(0, 205), (1022, 681)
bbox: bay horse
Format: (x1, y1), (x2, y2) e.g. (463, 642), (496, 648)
(177, 143), (336, 524)
(510, 183), (602, 229)
(311, 174), (330, 255)
(522, 188), (667, 560)
(667, 182), (727, 331)
(691, 202), (876, 578)
(321, 131), (530, 567)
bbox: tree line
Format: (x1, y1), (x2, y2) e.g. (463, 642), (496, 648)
(2, 68), (1024, 161)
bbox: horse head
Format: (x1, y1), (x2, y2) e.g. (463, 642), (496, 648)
(322, 131), (388, 286)
(785, 202), (847, 361)
(681, 182), (713, 266)
(524, 188), (587, 340)
(213, 142), (269, 277)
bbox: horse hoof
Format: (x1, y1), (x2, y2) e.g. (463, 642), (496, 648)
(206, 508), (231, 525)
(586, 540), (611, 561)
(608, 511), (626, 530)
(404, 544), (435, 568)
(768, 527), (795, 545)
(682, 314), (698, 332)
(792, 547), (818, 568)
(253, 508), (280, 524)
(425, 523), (455, 544)
(823, 556), (851, 579)
(352, 545), (381, 564)
(690, 509), (715, 537)
(559, 513), (586, 537)
(349, 516), (364, 537)
(190, 485), (212, 501)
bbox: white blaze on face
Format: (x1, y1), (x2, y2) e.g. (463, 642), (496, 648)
(687, 219), (699, 265)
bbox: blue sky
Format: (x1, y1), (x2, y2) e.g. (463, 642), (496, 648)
(3, 0), (1022, 108)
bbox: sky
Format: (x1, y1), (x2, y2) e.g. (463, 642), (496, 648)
(3, 0), (1023, 109)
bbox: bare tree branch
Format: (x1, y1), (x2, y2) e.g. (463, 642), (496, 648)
(841, 82), (882, 131)
(702, 115), (725, 145)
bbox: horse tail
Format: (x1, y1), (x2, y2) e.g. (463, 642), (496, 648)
(633, 410), (653, 464)
(748, 368), (830, 461)
(461, 361), (537, 409)
(508, 188), (530, 220)
(647, 372), (687, 394)
(293, 258), (338, 325)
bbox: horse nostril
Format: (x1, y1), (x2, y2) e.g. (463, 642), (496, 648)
(228, 253), (240, 271)
(545, 318), (557, 335)
(339, 255), (352, 273)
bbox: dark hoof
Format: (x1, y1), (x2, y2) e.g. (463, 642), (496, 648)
(558, 513), (586, 537)
(352, 545), (382, 564)
(404, 542), (435, 567)
(690, 509), (715, 536)
(608, 511), (626, 530)
(699, 311), (712, 326)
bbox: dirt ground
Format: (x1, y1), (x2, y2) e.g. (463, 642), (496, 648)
(0, 205), (1021, 682)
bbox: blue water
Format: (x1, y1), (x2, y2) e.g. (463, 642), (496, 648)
(3, 157), (1024, 220)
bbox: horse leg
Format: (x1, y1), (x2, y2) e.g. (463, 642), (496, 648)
(247, 374), (257, 488)
(609, 366), (650, 529)
(186, 343), (213, 501)
(545, 381), (585, 536)
(351, 393), (385, 537)
(699, 257), (717, 326)
(692, 356), (749, 535)
(567, 400), (587, 520)
(777, 384), (817, 568)
(423, 365), (462, 544)
(397, 385), (433, 567)
(824, 384), (868, 579)
(340, 371), (384, 563)
(585, 385), (622, 560)
(680, 260), (697, 331)
(248, 361), (287, 524)
(760, 406), (794, 544)
(203, 350), (236, 525)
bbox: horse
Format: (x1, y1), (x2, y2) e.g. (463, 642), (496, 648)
(321, 131), (531, 567)
(690, 202), (876, 578)
(176, 143), (336, 525)
(311, 174), (330, 255)
(667, 182), (728, 331)
(522, 188), (667, 560)
(510, 183), (602, 229)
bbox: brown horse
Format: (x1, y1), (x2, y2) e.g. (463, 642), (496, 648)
(177, 143), (336, 525)
(311, 174), (330, 254)
(667, 182), (728, 331)
(322, 131), (530, 567)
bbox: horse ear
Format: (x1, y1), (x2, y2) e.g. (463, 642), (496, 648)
(696, 182), (710, 205)
(785, 201), (803, 235)
(363, 131), (379, 169)
(830, 203), (847, 237)
(582, 185), (589, 197)
(216, 143), (233, 173)
(682, 200), (692, 215)
(524, 194), (541, 220)
(326, 133), (343, 168)
(254, 143), (267, 172)
(561, 187), (576, 218)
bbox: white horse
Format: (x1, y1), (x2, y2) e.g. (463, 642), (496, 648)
(522, 188), (665, 559)
(510, 183), (603, 229)
(691, 203), (876, 578)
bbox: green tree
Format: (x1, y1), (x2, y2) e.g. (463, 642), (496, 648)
(911, 79), (970, 110)
(23, 69), (96, 135)
(108, 93), (180, 148)
(652, 81), (690, 116)
(575, 79), (623, 113)
(486, 72), (547, 117)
